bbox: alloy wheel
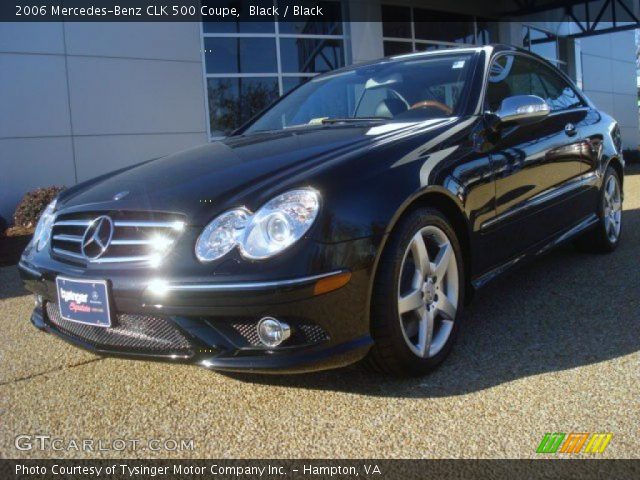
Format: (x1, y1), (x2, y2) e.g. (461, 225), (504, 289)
(397, 225), (459, 359)
(603, 174), (622, 243)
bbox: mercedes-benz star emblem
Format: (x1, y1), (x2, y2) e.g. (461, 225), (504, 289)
(81, 216), (114, 261)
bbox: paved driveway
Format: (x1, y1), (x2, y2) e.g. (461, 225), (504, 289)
(1, 166), (639, 459)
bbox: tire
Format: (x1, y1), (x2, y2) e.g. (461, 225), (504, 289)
(574, 166), (623, 253)
(366, 208), (465, 376)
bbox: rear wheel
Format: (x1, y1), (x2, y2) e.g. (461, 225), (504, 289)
(575, 166), (622, 253)
(366, 208), (464, 376)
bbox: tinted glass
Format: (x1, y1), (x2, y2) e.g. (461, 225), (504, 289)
(207, 77), (279, 136)
(536, 65), (584, 111)
(280, 38), (345, 73)
(486, 55), (583, 112)
(205, 37), (277, 74)
(382, 5), (411, 38)
(245, 53), (474, 133)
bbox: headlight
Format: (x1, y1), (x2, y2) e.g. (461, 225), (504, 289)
(32, 199), (57, 251)
(195, 189), (320, 262)
(195, 209), (249, 262)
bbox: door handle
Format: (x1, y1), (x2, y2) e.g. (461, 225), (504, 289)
(564, 123), (577, 137)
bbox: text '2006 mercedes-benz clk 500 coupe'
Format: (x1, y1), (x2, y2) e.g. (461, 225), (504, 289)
(20, 45), (624, 376)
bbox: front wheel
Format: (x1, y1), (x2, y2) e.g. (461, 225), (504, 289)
(366, 208), (465, 376)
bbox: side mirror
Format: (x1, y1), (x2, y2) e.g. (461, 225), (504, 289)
(495, 95), (550, 125)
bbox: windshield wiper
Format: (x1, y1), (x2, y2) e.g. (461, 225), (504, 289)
(321, 117), (388, 124)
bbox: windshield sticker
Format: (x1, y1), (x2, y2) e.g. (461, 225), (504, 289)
(452, 60), (465, 69)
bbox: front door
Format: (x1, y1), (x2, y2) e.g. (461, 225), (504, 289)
(481, 53), (590, 268)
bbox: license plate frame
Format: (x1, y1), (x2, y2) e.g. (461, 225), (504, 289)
(56, 277), (112, 328)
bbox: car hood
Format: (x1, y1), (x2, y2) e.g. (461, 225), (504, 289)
(57, 119), (455, 225)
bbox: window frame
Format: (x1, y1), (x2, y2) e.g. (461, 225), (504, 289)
(482, 51), (590, 115)
(200, 2), (349, 140)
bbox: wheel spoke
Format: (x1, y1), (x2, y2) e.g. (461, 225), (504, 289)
(437, 292), (457, 320)
(606, 219), (615, 238)
(410, 232), (430, 276)
(606, 177), (615, 196)
(417, 306), (435, 357)
(431, 242), (452, 280)
(399, 289), (424, 314)
(612, 199), (621, 212)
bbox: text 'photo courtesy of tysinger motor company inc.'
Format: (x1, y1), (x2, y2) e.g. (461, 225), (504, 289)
(0, 1), (638, 479)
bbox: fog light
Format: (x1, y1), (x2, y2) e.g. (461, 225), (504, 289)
(256, 317), (291, 347)
(34, 294), (43, 308)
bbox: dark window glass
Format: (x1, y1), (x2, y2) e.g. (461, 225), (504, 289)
(278, 1), (342, 35)
(204, 37), (277, 74)
(381, 5), (411, 38)
(283, 76), (311, 94)
(413, 10), (475, 43)
(383, 41), (413, 56)
(486, 55), (583, 112)
(207, 77), (279, 136)
(280, 38), (345, 73)
(536, 65), (584, 111)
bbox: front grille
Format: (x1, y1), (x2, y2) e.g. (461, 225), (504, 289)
(229, 321), (329, 347)
(45, 302), (192, 354)
(50, 211), (185, 265)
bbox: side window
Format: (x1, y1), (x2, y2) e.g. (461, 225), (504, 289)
(486, 54), (584, 112)
(535, 66), (584, 112)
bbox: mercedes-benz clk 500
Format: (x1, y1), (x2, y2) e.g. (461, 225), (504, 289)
(20, 45), (624, 376)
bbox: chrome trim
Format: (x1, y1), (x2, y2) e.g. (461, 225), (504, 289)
(481, 172), (599, 231)
(53, 248), (85, 260)
(111, 239), (158, 246)
(54, 220), (91, 227)
(54, 220), (184, 229)
(114, 220), (184, 229)
(90, 255), (154, 264)
(53, 234), (83, 243)
(146, 270), (346, 295)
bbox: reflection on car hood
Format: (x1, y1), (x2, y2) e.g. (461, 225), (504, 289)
(57, 119), (454, 224)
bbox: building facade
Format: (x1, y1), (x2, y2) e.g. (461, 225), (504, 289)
(1, 0), (638, 220)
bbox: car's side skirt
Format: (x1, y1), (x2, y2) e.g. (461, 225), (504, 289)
(472, 213), (599, 289)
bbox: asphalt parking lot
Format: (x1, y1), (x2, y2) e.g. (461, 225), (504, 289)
(1, 166), (638, 459)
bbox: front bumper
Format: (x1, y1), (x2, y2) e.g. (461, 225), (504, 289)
(19, 256), (374, 373)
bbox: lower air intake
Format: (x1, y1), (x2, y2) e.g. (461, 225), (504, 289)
(45, 302), (192, 354)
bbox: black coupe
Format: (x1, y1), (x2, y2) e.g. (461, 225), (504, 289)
(20, 45), (624, 376)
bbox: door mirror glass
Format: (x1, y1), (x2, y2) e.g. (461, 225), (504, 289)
(495, 95), (550, 125)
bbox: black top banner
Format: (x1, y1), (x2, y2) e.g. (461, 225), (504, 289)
(5, 1), (344, 22)
(2, 0), (637, 22)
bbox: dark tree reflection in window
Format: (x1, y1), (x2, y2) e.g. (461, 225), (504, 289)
(208, 78), (279, 136)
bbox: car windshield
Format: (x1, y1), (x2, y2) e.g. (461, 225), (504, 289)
(244, 52), (474, 134)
